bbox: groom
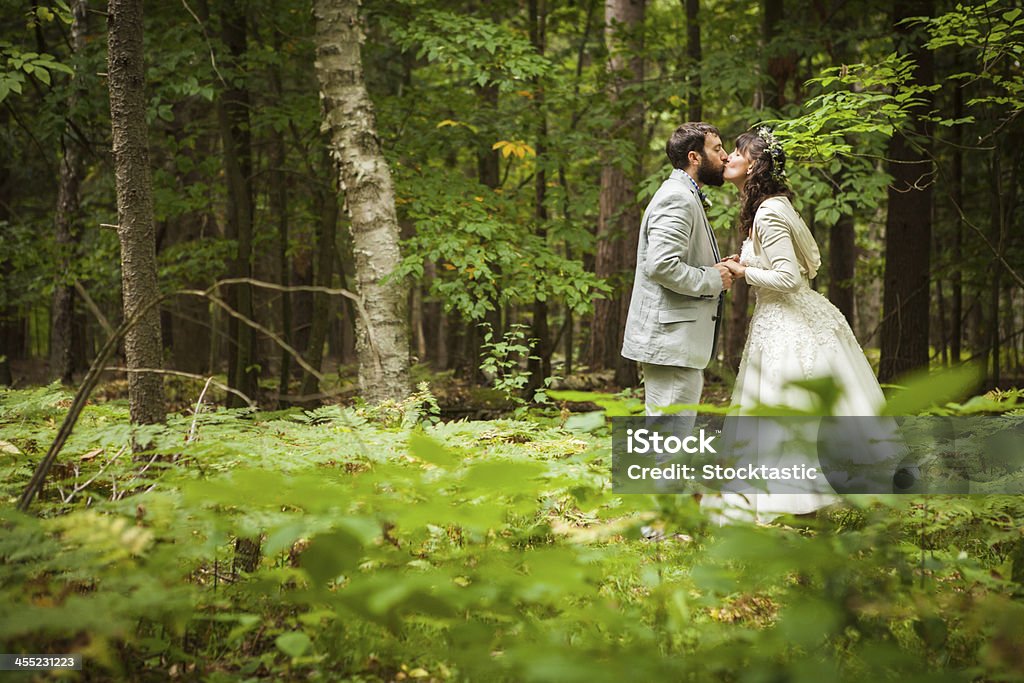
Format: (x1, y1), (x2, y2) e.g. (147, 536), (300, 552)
(621, 122), (731, 424)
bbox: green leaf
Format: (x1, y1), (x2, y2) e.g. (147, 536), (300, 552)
(882, 363), (985, 416)
(564, 411), (605, 432)
(463, 460), (544, 490)
(274, 631), (311, 658)
(300, 528), (364, 584)
(48, 62), (74, 76)
(409, 431), (458, 469)
(913, 616), (949, 648)
(776, 599), (842, 646)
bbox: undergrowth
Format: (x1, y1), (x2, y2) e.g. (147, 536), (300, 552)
(0, 382), (1022, 681)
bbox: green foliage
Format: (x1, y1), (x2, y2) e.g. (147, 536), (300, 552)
(395, 166), (609, 320)
(778, 53), (938, 158)
(2, 0), (1023, 674)
(0, 42), (73, 102)
(914, 0), (1024, 111)
(2, 387), (1024, 679)
(158, 238), (236, 292)
(2, 385), (1024, 679)
(882, 363), (987, 416)
(478, 323), (558, 408)
(357, 381), (442, 429)
(380, 4), (551, 89)
(479, 322), (535, 403)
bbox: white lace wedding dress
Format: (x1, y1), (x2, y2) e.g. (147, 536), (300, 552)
(704, 196), (898, 523)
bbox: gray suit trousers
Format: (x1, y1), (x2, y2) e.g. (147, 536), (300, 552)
(642, 363), (704, 469)
(642, 362), (704, 418)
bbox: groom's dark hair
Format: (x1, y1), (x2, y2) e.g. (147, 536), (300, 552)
(666, 122), (720, 170)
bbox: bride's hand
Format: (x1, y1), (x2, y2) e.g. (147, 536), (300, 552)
(723, 253), (740, 262)
(720, 259), (746, 279)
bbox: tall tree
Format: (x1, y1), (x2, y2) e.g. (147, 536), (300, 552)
(685, 0), (701, 121)
(50, 0), (89, 384)
(528, 0), (551, 390)
(0, 152), (15, 386)
(879, 0), (935, 382)
(313, 0), (410, 403)
(107, 0), (165, 424)
(590, 0), (644, 387)
(822, 0), (856, 326)
(725, 0), (792, 370)
(949, 79), (964, 363)
(299, 152), (338, 406)
(216, 0), (258, 407)
(267, 22), (293, 407)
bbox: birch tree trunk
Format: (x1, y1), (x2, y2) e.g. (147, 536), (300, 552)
(107, 0), (165, 424)
(312, 0), (410, 402)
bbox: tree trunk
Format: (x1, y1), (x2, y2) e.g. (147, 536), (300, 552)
(167, 215), (213, 375)
(822, 7), (857, 327)
(950, 80), (963, 363)
(216, 0), (258, 406)
(761, 0), (795, 110)
(879, 0), (934, 382)
(166, 116), (216, 376)
(988, 146), (1008, 387)
(107, 0), (165, 424)
(528, 0), (552, 391)
(299, 166), (338, 405)
(829, 212), (856, 325)
(685, 0), (701, 121)
(291, 243), (314, 378)
(471, 82), (502, 384)
(0, 156), (15, 386)
(334, 235), (359, 366)
(935, 277), (948, 365)
(269, 60), (292, 406)
(590, 0), (644, 387)
(313, 0), (410, 403)
(724, 259), (749, 371)
(476, 84), (501, 190)
(725, 0), (791, 370)
(50, 0), (89, 385)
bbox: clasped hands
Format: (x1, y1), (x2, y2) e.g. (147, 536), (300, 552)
(712, 254), (744, 290)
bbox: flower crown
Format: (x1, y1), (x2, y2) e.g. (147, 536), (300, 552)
(756, 126), (787, 183)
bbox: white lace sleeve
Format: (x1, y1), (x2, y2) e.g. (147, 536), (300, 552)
(743, 205), (803, 292)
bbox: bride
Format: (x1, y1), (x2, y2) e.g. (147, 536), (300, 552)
(706, 127), (898, 522)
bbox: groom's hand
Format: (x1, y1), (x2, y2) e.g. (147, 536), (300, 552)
(713, 263), (733, 290)
(720, 259), (746, 280)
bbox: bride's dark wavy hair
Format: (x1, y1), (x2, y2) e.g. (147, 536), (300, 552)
(736, 130), (794, 237)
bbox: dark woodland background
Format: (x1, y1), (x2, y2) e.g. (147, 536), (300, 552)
(3, 2), (1024, 680)
(1, 0), (1022, 414)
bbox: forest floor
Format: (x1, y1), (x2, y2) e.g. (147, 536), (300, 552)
(1, 374), (1022, 680)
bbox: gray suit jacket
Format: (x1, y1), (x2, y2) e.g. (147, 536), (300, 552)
(621, 169), (724, 369)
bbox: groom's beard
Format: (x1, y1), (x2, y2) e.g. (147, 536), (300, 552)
(697, 156), (725, 187)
